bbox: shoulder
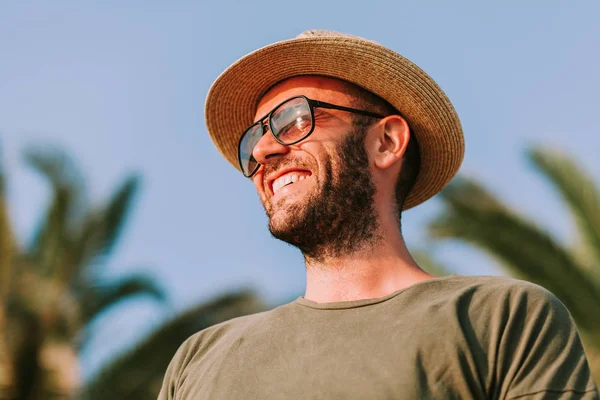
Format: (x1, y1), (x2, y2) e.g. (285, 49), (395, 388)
(420, 275), (573, 330)
(431, 274), (545, 292)
(441, 278), (600, 397)
(431, 275), (562, 307)
(445, 276), (580, 346)
(167, 301), (297, 373)
(158, 307), (285, 399)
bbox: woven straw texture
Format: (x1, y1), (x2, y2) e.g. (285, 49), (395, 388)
(205, 31), (464, 210)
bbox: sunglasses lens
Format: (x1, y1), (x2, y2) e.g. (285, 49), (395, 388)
(238, 97), (313, 177)
(238, 123), (263, 176)
(270, 97), (313, 144)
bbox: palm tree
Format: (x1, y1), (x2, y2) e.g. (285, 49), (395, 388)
(80, 290), (267, 400)
(0, 145), (165, 399)
(1, 144), (268, 400)
(427, 146), (600, 380)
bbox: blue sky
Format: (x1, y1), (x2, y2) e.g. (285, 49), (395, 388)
(1, 1), (599, 378)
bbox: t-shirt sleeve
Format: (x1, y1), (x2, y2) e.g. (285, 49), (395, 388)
(494, 282), (599, 399)
(157, 334), (197, 400)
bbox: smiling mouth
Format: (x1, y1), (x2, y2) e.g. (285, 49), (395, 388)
(272, 171), (312, 195)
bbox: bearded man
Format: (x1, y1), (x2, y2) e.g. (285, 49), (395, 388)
(159, 30), (599, 399)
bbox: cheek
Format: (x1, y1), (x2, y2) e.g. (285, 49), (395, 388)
(252, 174), (267, 197)
(320, 140), (344, 163)
(299, 139), (338, 166)
(252, 174), (262, 187)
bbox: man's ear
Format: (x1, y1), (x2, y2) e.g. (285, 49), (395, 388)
(367, 115), (410, 170)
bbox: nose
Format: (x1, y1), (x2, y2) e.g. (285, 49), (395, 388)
(252, 125), (290, 166)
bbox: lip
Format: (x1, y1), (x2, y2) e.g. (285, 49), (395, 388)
(266, 168), (313, 196)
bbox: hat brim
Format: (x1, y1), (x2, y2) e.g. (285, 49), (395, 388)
(205, 36), (464, 210)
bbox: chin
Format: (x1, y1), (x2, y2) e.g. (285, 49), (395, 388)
(268, 205), (302, 231)
(267, 202), (309, 240)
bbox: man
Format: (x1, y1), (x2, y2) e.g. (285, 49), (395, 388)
(160, 30), (599, 399)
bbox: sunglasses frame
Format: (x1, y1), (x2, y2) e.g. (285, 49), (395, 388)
(238, 95), (385, 177)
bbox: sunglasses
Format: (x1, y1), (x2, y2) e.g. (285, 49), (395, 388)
(238, 95), (385, 177)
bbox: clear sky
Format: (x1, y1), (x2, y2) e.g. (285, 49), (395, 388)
(1, 1), (599, 378)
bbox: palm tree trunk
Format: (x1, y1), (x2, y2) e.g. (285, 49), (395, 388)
(36, 340), (80, 399)
(0, 310), (16, 400)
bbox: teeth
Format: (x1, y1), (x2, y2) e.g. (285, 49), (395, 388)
(272, 171), (310, 194)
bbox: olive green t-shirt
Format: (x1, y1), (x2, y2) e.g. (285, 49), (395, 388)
(159, 276), (599, 399)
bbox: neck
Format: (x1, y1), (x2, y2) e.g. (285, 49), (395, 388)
(303, 225), (434, 303)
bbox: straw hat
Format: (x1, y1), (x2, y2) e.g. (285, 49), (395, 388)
(205, 30), (464, 210)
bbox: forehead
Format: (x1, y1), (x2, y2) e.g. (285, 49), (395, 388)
(254, 76), (353, 120)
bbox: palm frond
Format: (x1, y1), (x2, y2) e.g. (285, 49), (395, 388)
(411, 250), (452, 277)
(25, 146), (86, 279)
(67, 176), (140, 282)
(429, 178), (600, 342)
(0, 153), (17, 398)
(29, 187), (73, 278)
(528, 147), (600, 272)
(0, 156), (15, 301)
(23, 145), (85, 194)
(78, 272), (166, 329)
(81, 290), (266, 400)
(91, 175), (140, 262)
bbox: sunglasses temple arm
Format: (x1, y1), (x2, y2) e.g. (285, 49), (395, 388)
(310, 99), (384, 119)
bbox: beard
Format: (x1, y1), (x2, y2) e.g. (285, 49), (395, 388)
(264, 126), (380, 263)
